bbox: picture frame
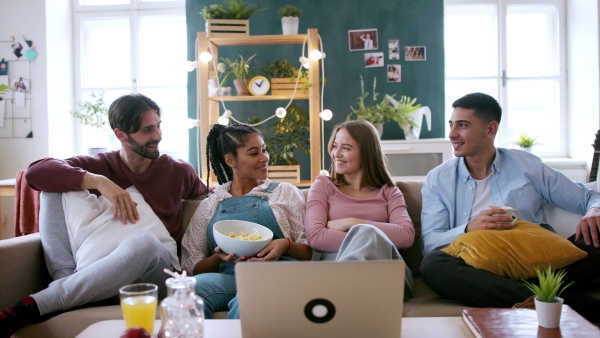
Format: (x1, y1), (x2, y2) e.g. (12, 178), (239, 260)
(405, 46), (426, 61)
(387, 64), (401, 82)
(348, 29), (378, 51)
(389, 40), (400, 60)
(364, 52), (384, 68)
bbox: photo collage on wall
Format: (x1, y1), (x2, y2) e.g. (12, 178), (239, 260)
(348, 29), (426, 83)
(0, 35), (37, 138)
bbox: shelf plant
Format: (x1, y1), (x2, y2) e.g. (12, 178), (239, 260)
(219, 54), (257, 95)
(277, 5), (303, 19)
(387, 95), (420, 131)
(245, 104), (309, 165)
(200, 0), (266, 20)
(263, 59), (311, 94)
(277, 5), (303, 35)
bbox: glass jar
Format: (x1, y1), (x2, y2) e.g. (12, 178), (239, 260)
(158, 276), (204, 338)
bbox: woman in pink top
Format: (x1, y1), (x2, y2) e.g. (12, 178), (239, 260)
(305, 120), (415, 297)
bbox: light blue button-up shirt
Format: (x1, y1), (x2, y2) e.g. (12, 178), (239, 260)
(421, 148), (600, 255)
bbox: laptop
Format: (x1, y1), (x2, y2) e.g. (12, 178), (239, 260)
(235, 260), (405, 338)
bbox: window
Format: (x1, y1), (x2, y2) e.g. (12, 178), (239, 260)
(444, 0), (566, 157)
(73, 0), (189, 160)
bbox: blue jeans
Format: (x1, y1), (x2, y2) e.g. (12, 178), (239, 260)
(193, 272), (239, 319)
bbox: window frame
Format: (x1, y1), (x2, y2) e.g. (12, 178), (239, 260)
(72, 0), (186, 156)
(444, 0), (568, 157)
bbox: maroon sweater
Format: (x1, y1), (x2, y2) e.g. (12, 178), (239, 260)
(26, 151), (210, 242)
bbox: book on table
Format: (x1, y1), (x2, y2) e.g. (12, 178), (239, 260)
(462, 305), (600, 338)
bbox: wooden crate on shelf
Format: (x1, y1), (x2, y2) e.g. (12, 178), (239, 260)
(205, 19), (249, 37)
(268, 165), (301, 184)
(270, 78), (307, 96)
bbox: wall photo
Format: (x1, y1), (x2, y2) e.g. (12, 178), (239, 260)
(389, 40), (400, 60)
(364, 52), (384, 67)
(405, 46), (426, 61)
(349, 29), (378, 51)
(387, 64), (401, 82)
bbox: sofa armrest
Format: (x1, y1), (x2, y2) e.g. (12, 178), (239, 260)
(0, 233), (51, 309)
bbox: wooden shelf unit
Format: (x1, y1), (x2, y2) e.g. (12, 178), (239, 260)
(197, 29), (322, 185)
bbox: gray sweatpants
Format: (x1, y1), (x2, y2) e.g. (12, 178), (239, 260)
(32, 192), (171, 315)
(320, 223), (414, 299)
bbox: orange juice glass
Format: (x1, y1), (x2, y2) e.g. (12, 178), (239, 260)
(119, 283), (158, 334)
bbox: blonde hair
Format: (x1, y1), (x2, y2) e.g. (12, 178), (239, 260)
(328, 120), (394, 188)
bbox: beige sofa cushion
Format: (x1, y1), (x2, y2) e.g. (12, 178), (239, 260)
(396, 180), (424, 275)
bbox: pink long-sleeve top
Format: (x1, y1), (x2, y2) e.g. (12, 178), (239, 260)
(305, 175), (415, 252)
(25, 151), (210, 242)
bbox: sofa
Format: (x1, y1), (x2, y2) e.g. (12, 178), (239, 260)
(2, 180), (599, 337)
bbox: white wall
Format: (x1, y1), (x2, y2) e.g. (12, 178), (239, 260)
(0, 0), (73, 239)
(567, 0), (600, 169)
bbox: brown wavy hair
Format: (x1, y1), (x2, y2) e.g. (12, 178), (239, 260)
(328, 120), (394, 188)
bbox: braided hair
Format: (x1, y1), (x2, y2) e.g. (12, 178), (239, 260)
(206, 124), (262, 185)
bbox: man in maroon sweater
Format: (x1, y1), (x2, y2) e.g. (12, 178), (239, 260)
(1, 93), (210, 336)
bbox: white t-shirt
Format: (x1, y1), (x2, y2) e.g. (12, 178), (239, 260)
(469, 176), (495, 222)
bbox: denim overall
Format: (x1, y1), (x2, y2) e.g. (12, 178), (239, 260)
(197, 181), (295, 319)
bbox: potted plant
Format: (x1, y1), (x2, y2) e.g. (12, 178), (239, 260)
(219, 53), (257, 96)
(385, 95), (424, 140)
(263, 59), (310, 95)
(513, 132), (538, 152)
(277, 5), (303, 35)
(200, 0), (267, 37)
(523, 266), (573, 328)
(244, 104), (309, 183)
(71, 89), (109, 155)
(346, 74), (393, 138)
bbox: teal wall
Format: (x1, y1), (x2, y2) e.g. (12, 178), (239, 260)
(186, 0), (445, 178)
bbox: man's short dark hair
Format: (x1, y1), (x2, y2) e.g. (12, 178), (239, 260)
(452, 92), (502, 124)
(108, 93), (160, 134)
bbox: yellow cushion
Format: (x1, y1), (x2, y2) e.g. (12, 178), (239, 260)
(441, 221), (587, 280)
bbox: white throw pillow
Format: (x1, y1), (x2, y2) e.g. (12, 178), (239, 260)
(62, 186), (180, 272)
(543, 181), (598, 238)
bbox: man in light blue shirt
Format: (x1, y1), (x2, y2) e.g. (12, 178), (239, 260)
(420, 92), (600, 322)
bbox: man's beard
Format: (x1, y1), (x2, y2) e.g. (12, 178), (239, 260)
(127, 138), (160, 159)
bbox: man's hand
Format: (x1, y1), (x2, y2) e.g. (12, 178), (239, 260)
(466, 208), (515, 232)
(326, 217), (366, 232)
(576, 208), (600, 247)
(81, 172), (139, 224)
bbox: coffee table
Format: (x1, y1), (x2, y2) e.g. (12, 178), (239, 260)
(76, 317), (471, 337)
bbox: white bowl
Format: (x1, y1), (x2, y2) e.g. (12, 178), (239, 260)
(213, 220), (274, 257)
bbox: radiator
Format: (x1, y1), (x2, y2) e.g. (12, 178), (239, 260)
(559, 169), (588, 183)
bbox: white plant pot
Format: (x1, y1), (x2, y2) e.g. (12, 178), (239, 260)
(373, 122), (384, 139)
(520, 146), (532, 153)
(281, 16), (299, 35)
(402, 106), (432, 140)
(534, 296), (563, 329)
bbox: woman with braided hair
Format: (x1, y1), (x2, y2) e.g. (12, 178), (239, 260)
(181, 123), (312, 319)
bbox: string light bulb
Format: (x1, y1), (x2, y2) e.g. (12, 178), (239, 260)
(276, 107), (287, 118)
(199, 52), (213, 63)
(299, 56), (310, 69)
(186, 61), (198, 72)
(320, 170), (330, 176)
(309, 49), (323, 61)
(319, 109), (333, 121)
(218, 110), (232, 125)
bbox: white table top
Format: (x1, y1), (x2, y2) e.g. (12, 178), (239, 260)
(76, 317), (471, 338)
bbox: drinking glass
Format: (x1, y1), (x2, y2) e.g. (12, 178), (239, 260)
(119, 283), (158, 335)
